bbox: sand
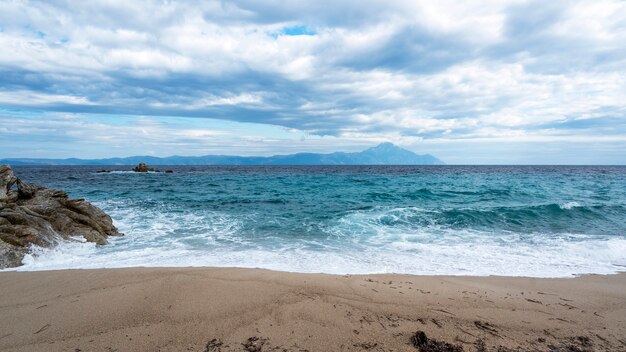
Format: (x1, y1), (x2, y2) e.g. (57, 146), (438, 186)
(0, 268), (625, 352)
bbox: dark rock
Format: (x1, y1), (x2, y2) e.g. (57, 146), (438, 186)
(96, 170), (111, 173)
(0, 165), (123, 268)
(132, 163), (156, 172)
(16, 178), (42, 199)
(165, 170), (174, 173)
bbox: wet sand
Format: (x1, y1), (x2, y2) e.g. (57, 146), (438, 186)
(0, 268), (625, 351)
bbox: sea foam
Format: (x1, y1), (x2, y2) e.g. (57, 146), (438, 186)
(7, 165), (626, 277)
(13, 204), (626, 277)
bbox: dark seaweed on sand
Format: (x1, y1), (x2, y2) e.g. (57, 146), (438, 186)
(410, 331), (464, 352)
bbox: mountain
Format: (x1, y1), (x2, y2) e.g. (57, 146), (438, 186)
(0, 143), (444, 165)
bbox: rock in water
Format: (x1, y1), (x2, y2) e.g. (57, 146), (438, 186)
(0, 165), (123, 268)
(132, 163), (156, 172)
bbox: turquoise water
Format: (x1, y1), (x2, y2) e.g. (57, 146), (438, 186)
(10, 165), (626, 277)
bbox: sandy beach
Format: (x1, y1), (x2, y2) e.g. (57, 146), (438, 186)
(0, 268), (624, 351)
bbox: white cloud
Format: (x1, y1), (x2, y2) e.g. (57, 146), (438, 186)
(0, 90), (95, 106)
(0, 0), (625, 162)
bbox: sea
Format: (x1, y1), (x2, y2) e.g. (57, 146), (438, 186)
(8, 165), (626, 277)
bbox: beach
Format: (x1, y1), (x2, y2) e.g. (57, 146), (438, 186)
(3, 0), (626, 350)
(1, 268), (624, 352)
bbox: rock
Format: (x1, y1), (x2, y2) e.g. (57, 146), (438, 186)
(0, 241), (27, 269)
(133, 163), (149, 172)
(16, 178), (42, 199)
(165, 170), (174, 173)
(0, 165), (123, 268)
(96, 169), (111, 173)
(132, 163), (157, 172)
(0, 164), (18, 201)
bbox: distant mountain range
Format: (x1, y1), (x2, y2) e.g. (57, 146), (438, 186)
(1, 143), (444, 166)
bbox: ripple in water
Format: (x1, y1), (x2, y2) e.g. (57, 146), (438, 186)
(8, 165), (626, 277)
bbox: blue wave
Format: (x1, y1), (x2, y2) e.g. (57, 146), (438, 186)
(8, 165), (626, 276)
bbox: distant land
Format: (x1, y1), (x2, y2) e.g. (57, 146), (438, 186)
(1, 143), (444, 166)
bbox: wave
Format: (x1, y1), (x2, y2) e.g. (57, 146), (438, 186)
(13, 232), (626, 277)
(560, 201), (581, 210)
(328, 203), (624, 235)
(8, 203), (626, 277)
(9, 165), (626, 277)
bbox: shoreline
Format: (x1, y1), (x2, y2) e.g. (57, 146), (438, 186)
(3, 264), (626, 278)
(1, 267), (625, 351)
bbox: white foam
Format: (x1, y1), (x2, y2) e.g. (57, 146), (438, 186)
(6, 204), (626, 277)
(560, 201), (581, 209)
(12, 235), (626, 277)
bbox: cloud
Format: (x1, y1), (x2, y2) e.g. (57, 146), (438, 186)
(0, 0), (625, 162)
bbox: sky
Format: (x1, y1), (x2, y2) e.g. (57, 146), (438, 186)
(1, 0), (625, 164)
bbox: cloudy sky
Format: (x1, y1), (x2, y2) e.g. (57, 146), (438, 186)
(1, 0), (625, 164)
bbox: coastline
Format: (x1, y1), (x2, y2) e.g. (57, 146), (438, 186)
(1, 268), (624, 351)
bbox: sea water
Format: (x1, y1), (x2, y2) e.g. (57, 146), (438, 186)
(7, 165), (626, 277)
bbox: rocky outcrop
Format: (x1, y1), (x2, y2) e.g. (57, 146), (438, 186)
(132, 163), (156, 172)
(0, 165), (18, 201)
(0, 165), (122, 268)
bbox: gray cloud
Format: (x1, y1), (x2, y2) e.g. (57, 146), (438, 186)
(0, 0), (625, 162)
